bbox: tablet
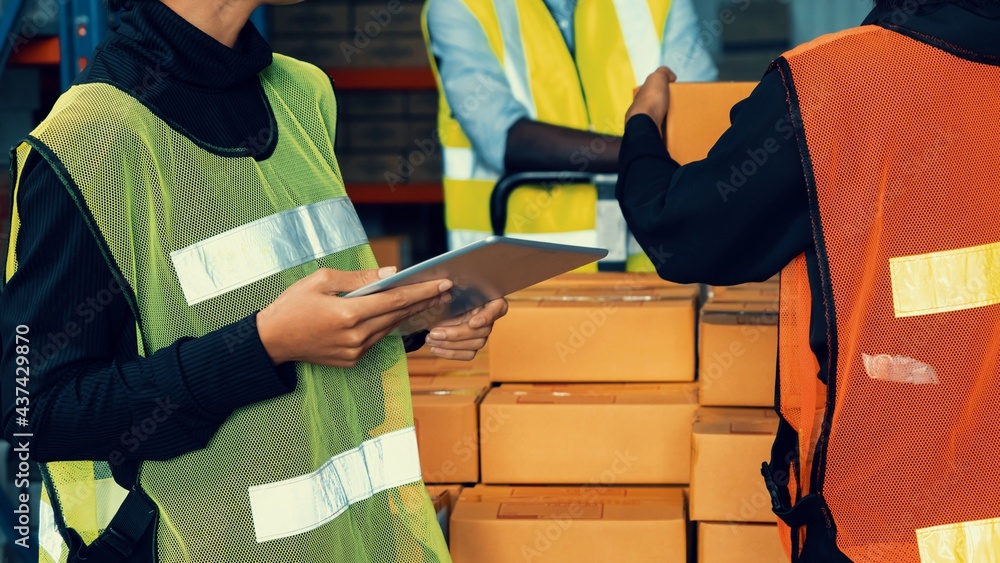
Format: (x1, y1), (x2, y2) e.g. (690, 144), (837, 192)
(344, 236), (608, 332)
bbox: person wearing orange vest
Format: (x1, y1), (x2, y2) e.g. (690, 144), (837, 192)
(617, 1), (1000, 562)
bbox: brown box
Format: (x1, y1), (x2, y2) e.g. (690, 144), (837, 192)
(489, 286), (698, 382)
(411, 376), (491, 483)
(480, 383), (699, 484)
(426, 484), (464, 542)
(450, 486), (687, 563)
(698, 522), (788, 563)
(708, 281), (779, 302)
(368, 235), (412, 270)
(667, 82), (758, 165)
(407, 341), (490, 375)
(690, 408), (778, 523)
(699, 301), (778, 407)
(529, 272), (686, 291)
(271, 3), (351, 35)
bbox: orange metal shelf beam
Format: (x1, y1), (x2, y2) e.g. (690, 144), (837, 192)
(346, 183), (442, 204)
(328, 68), (436, 90)
(9, 36), (60, 66)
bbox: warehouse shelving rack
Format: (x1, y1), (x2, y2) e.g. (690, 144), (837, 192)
(2, 2), (443, 204)
(2, 1), (269, 89)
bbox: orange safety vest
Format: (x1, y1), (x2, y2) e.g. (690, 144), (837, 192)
(764, 26), (1000, 563)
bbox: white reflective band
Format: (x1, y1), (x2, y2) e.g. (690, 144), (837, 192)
(443, 147), (501, 182)
(448, 229), (490, 250)
(39, 499), (63, 562)
(495, 0), (537, 118)
(596, 200), (628, 262)
(248, 427), (422, 543)
(171, 197), (367, 305)
(612, 0), (662, 85)
(627, 232), (645, 258)
(95, 478), (130, 528)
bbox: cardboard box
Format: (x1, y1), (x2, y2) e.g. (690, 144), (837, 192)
(699, 301), (778, 407)
(698, 522), (787, 563)
(450, 486), (687, 563)
(489, 286), (698, 382)
(690, 408), (778, 523)
(407, 340), (490, 375)
(426, 484), (463, 542)
(411, 376), (490, 483)
(708, 281), (779, 302)
(529, 272), (685, 290)
(480, 383), (699, 484)
(667, 82), (758, 165)
(368, 235), (412, 270)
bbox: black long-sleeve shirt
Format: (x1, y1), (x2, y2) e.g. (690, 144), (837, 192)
(0, 1), (422, 487)
(618, 1), (1000, 387)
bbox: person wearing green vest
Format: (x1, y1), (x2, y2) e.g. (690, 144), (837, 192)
(0, 1), (504, 562)
(422, 0), (717, 271)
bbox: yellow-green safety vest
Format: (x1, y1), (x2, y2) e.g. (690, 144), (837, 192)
(6, 55), (449, 563)
(422, 0), (673, 272)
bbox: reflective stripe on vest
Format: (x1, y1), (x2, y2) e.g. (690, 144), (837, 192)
(777, 26), (1000, 562)
(39, 494), (64, 563)
(917, 516), (1000, 563)
(18, 54), (448, 562)
(424, 0), (670, 270)
(249, 427), (422, 542)
(171, 196), (368, 305)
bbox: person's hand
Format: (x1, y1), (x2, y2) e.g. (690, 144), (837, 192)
(625, 66), (677, 137)
(423, 298), (509, 360)
(257, 267), (453, 367)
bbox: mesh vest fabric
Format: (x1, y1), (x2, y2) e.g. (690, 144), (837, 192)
(13, 54), (449, 563)
(777, 27), (1000, 562)
(421, 0), (671, 271)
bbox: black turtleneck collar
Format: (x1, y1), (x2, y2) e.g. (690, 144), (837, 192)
(77, 1), (280, 159)
(864, 1), (1000, 64)
(109, 1), (272, 89)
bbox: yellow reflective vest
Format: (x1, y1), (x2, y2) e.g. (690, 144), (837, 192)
(423, 0), (674, 271)
(7, 55), (449, 563)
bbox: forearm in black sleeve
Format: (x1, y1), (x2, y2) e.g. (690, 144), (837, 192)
(616, 70), (813, 285)
(505, 118), (622, 173)
(1, 153), (296, 464)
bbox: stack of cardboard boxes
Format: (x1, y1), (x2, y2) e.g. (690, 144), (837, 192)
(692, 281), (787, 563)
(405, 275), (790, 561)
(444, 274), (697, 561)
